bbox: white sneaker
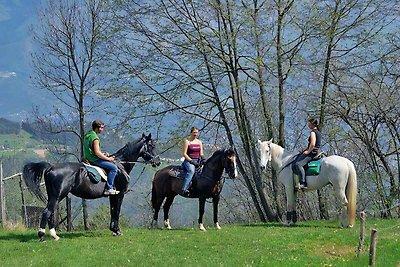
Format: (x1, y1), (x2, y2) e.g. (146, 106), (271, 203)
(104, 189), (120, 195)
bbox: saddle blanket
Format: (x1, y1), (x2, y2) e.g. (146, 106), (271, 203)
(306, 158), (322, 176)
(83, 163), (107, 182)
(168, 165), (202, 179)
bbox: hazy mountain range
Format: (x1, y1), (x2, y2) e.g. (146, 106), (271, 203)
(0, 0), (49, 120)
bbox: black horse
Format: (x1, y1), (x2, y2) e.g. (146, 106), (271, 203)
(23, 133), (160, 241)
(151, 147), (237, 231)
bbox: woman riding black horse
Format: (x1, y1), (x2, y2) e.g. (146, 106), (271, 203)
(23, 133), (160, 241)
(151, 147), (237, 231)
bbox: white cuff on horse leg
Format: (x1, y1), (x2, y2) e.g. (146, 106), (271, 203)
(50, 228), (57, 237)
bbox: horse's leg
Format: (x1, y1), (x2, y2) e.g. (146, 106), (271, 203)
(162, 194), (176, 230)
(151, 195), (165, 229)
(284, 186), (297, 226)
(45, 198), (60, 241)
(198, 197), (207, 231)
(38, 199), (56, 241)
(334, 185), (348, 228)
(109, 194), (125, 236)
(213, 195), (221, 230)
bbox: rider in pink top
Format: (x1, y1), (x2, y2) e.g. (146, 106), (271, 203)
(181, 127), (204, 196)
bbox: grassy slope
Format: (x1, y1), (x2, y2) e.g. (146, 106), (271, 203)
(0, 130), (44, 158)
(0, 219), (398, 266)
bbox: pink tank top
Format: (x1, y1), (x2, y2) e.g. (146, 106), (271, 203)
(187, 143), (201, 159)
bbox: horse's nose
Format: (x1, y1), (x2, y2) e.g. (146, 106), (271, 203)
(260, 166), (266, 171)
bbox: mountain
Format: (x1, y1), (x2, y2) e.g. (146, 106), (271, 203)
(0, 0), (48, 120)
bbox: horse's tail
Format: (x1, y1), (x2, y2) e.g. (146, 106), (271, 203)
(151, 181), (157, 209)
(346, 160), (357, 226)
(151, 170), (160, 209)
(23, 162), (51, 203)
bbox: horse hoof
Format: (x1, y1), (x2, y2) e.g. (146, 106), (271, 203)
(52, 235), (60, 241)
(150, 220), (158, 229)
(112, 231), (122, 236)
(348, 224), (354, 228)
(215, 223), (221, 230)
(164, 220), (172, 230)
(283, 221), (295, 227)
(199, 224), (207, 231)
(38, 231), (46, 241)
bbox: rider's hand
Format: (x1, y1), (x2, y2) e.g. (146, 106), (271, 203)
(190, 159), (199, 167)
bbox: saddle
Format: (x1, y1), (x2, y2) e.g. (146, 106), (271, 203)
(82, 160), (130, 184)
(168, 165), (203, 179)
(82, 162), (107, 183)
(292, 152), (326, 177)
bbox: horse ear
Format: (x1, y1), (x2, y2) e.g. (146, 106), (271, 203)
(258, 139), (262, 145)
(268, 138), (273, 143)
(147, 133), (152, 140)
(142, 133), (146, 138)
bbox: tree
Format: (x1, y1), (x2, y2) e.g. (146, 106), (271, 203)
(31, 0), (111, 230)
(104, 0), (400, 223)
(302, 0), (398, 219)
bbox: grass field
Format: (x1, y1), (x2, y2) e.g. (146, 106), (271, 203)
(0, 219), (399, 266)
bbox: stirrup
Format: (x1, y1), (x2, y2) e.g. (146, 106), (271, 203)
(299, 183), (307, 190)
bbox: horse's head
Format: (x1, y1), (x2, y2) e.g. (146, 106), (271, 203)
(222, 146), (238, 179)
(139, 133), (161, 167)
(258, 139), (272, 171)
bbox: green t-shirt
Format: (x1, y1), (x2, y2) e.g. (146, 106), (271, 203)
(83, 130), (101, 163)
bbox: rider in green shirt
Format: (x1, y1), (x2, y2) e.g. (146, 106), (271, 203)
(83, 120), (119, 195)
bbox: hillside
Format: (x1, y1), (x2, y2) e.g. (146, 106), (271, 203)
(0, 129), (46, 159)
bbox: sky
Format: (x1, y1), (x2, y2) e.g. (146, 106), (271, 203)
(0, 0), (48, 120)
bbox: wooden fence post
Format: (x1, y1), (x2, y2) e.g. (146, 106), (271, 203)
(369, 229), (378, 266)
(357, 211), (366, 257)
(0, 161), (6, 228)
(19, 175), (28, 226)
(66, 196), (72, 231)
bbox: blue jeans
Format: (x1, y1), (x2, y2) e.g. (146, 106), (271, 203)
(93, 160), (118, 190)
(293, 153), (313, 184)
(182, 159), (196, 191)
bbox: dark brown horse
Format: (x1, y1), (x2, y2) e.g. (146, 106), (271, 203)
(151, 147), (237, 231)
(23, 133), (160, 241)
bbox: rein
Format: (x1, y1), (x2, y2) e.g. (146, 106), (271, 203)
(120, 160), (148, 164)
(278, 156), (298, 174)
(125, 165), (147, 194)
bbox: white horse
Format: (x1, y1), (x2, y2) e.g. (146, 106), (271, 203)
(258, 139), (357, 228)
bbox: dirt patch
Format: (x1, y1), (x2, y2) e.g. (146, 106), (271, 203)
(33, 149), (47, 158)
(313, 243), (355, 259)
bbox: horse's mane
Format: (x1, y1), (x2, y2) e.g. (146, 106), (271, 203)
(113, 138), (143, 159)
(206, 148), (234, 163)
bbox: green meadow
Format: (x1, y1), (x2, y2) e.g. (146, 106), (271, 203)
(0, 219), (398, 266)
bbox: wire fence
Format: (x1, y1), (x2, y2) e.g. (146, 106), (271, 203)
(0, 167), (45, 229)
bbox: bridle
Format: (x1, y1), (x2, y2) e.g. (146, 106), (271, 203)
(118, 138), (160, 166)
(224, 154), (237, 179)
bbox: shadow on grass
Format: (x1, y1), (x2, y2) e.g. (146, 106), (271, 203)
(239, 221), (340, 229)
(0, 230), (94, 242)
(147, 227), (202, 232)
